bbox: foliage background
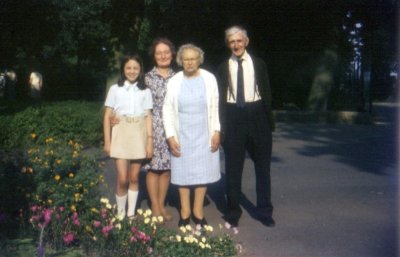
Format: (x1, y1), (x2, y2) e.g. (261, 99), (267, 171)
(0, 0), (397, 109)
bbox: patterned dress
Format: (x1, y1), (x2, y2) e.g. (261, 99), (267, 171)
(171, 76), (220, 186)
(144, 67), (175, 171)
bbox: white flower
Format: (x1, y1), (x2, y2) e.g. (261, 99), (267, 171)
(199, 242), (205, 249)
(115, 223), (122, 230)
(176, 235), (181, 242)
(145, 209), (152, 216)
(201, 237), (206, 243)
(185, 224), (192, 231)
(180, 226), (186, 233)
(106, 203), (112, 209)
(137, 209), (143, 215)
(144, 217), (150, 224)
(157, 216), (164, 223)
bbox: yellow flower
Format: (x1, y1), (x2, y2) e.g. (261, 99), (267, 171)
(185, 224), (192, 231)
(70, 204), (76, 212)
(47, 199), (53, 204)
(205, 244), (211, 249)
(201, 237), (206, 243)
(91, 208), (98, 213)
(85, 225), (92, 232)
(31, 133), (37, 139)
(72, 151), (79, 158)
(179, 226), (186, 233)
(151, 216), (158, 223)
(100, 197), (109, 204)
(54, 175), (61, 182)
(27, 167), (33, 174)
(137, 209), (143, 215)
(175, 235), (181, 242)
(68, 173), (74, 178)
(204, 225), (213, 232)
(115, 223), (122, 230)
(106, 203), (112, 209)
(55, 159), (61, 165)
(199, 242), (205, 249)
(157, 216), (164, 223)
(144, 218), (150, 224)
(21, 167), (27, 173)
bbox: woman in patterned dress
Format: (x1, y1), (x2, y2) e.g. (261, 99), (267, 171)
(144, 38), (176, 221)
(163, 44), (221, 227)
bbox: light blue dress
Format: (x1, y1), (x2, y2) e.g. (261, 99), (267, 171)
(171, 76), (220, 186)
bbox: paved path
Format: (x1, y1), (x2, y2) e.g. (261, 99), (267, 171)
(102, 102), (398, 257)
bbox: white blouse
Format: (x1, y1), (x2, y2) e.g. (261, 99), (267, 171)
(104, 81), (153, 116)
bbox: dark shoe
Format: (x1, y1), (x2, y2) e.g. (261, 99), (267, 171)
(178, 217), (190, 227)
(192, 215), (208, 227)
(260, 216), (275, 227)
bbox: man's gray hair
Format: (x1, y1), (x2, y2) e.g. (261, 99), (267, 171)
(224, 26), (248, 43)
(176, 43), (205, 66)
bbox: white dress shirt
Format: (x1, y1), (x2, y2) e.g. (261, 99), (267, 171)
(227, 51), (261, 103)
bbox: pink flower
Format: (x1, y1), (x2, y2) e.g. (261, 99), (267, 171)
(72, 212), (78, 220)
(101, 208), (107, 219)
(73, 219), (80, 226)
(131, 226), (137, 233)
(41, 209), (53, 226)
(31, 205), (39, 212)
(130, 236), (137, 242)
(93, 220), (101, 228)
(63, 232), (74, 246)
(101, 225), (113, 237)
(147, 247), (153, 254)
(59, 206), (65, 212)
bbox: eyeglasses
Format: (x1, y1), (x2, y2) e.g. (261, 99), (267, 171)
(182, 57), (199, 63)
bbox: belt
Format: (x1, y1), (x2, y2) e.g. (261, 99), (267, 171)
(119, 115), (145, 123)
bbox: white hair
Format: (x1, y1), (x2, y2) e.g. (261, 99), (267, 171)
(224, 26), (248, 43)
(176, 43), (204, 66)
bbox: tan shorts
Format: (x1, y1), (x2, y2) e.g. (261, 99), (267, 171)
(110, 116), (147, 160)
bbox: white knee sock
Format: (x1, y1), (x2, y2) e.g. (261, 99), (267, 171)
(115, 194), (127, 217)
(127, 190), (139, 217)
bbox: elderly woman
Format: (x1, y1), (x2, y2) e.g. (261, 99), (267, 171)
(163, 44), (221, 227)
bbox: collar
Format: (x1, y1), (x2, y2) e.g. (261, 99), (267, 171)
(123, 81), (138, 91)
(230, 50), (249, 62)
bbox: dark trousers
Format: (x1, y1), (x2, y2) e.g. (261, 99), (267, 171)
(223, 101), (273, 224)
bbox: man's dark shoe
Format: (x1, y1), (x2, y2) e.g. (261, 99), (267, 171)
(260, 216), (275, 227)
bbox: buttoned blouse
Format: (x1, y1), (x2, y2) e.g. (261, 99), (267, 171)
(104, 81), (153, 117)
(227, 51), (261, 103)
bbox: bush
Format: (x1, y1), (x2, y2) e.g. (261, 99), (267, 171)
(0, 101), (103, 150)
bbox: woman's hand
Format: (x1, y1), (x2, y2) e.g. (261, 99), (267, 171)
(146, 138), (154, 159)
(104, 141), (111, 156)
(167, 137), (181, 157)
(110, 115), (120, 127)
(211, 131), (220, 152)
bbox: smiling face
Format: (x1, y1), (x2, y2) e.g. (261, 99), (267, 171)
(154, 42), (173, 68)
(181, 48), (201, 77)
(124, 59), (141, 83)
(227, 31), (249, 58)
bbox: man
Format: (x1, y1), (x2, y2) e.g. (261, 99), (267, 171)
(217, 25), (275, 227)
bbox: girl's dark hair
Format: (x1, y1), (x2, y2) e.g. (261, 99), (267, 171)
(148, 37), (176, 65)
(117, 54), (146, 90)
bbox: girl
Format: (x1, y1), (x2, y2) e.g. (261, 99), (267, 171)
(103, 54), (153, 218)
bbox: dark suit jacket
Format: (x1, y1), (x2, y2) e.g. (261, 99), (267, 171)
(216, 54), (275, 133)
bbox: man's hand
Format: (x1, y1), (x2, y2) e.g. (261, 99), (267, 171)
(167, 137), (181, 157)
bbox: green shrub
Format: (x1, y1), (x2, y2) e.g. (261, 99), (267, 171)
(0, 101), (103, 150)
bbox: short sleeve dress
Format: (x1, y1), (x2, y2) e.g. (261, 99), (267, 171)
(144, 67), (175, 171)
